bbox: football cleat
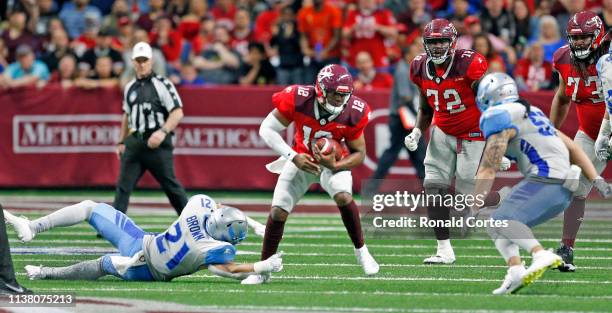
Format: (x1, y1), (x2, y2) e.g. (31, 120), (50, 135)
(355, 245), (379, 276)
(241, 273), (270, 285)
(0, 279), (33, 295)
(492, 265), (527, 295)
(423, 254), (456, 264)
(24, 265), (44, 280)
(556, 243), (576, 272)
(3, 209), (35, 243)
(523, 249), (562, 286)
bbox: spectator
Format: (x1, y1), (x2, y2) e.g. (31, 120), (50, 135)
(112, 16), (134, 52)
(35, 0), (60, 36)
(166, 0), (190, 21)
(297, 0), (343, 83)
(253, 0), (283, 44)
(457, 16), (512, 57)
(71, 14), (102, 57)
(352, 51), (393, 90)
(472, 33), (506, 73)
(396, 0), (431, 45)
(480, 0), (516, 44)
(149, 15), (183, 67)
(101, 0), (129, 35)
(120, 29), (167, 87)
(177, 0), (210, 56)
(74, 55), (119, 89)
(171, 62), (206, 86)
(534, 0), (553, 17)
(1, 10), (41, 63)
(192, 25), (241, 84)
(232, 9), (255, 60)
(447, 0), (472, 35)
(555, 0), (585, 38)
(41, 29), (75, 73)
(270, 5), (304, 85)
(2, 44), (50, 89)
(511, 0), (538, 56)
(239, 42), (276, 85)
(514, 42), (553, 92)
(211, 0), (238, 31)
(80, 29), (124, 76)
(532, 15), (565, 63)
(136, 0), (166, 32)
(599, 0), (612, 32)
(0, 39), (8, 73)
(59, 0), (102, 39)
(342, 0), (397, 69)
(49, 54), (78, 88)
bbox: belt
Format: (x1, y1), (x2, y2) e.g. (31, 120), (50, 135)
(131, 130), (156, 140)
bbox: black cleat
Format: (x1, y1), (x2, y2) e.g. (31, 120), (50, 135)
(556, 243), (576, 272)
(0, 279), (33, 295)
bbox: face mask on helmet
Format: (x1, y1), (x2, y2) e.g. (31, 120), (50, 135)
(568, 33), (596, 59)
(204, 207), (247, 245)
(424, 38), (452, 65)
(321, 89), (351, 114)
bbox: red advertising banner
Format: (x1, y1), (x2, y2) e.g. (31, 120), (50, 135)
(0, 86), (606, 190)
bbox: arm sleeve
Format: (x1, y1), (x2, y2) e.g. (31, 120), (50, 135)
(259, 112), (298, 160)
(479, 109), (517, 139)
(466, 52), (488, 82)
(156, 77), (183, 112)
(203, 244), (236, 265)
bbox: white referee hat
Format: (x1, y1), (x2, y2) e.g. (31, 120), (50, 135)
(132, 42), (152, 60)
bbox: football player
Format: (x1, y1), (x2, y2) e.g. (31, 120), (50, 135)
(473, 72), (612, 294)
(403, 19), (507, 264)
(242, 64), (379, 284)
(4, 195), (283, 282)
(549, 11), (611, 272)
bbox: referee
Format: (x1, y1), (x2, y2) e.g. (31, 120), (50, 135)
(113, 42), (188, 215)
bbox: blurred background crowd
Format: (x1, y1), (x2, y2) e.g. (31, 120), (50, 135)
(0, 0), (609, 92)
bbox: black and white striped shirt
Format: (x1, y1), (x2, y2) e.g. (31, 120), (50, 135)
(122, 73), (183, 134)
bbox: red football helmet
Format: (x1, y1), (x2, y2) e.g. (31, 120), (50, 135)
(566, 11), (605, 60)
(422, 18), (458, 65)
(315, 64), (354, 115)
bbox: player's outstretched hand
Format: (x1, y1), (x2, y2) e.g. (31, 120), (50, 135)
(404, 128), (421, 151)
(255, 252), (284, 274)
(593, 176), (612, 198)
(595, 135), (611, 161)
(293, 153), (321, 175)
(499, 157), (512, 171)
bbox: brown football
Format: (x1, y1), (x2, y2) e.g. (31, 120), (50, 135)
(314, 138), (346, 161)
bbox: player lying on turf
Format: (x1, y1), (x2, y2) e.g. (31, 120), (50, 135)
(472, 73), (612, 295)
(3, 195), (283, 282)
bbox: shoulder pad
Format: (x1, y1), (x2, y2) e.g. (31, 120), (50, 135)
(479, 108), (515, 139)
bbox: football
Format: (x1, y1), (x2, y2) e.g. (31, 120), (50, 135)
(314, 138), (346, 161)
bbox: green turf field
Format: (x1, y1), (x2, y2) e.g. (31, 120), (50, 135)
(6, 210), (612, 313)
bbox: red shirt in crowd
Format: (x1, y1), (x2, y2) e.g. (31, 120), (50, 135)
(514, 58), (553, 90)
(354, 72), (394, 90)
(297, 2), (343, 58)
(343, 8), (396, 68)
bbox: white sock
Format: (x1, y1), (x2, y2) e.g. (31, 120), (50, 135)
(30, 200), (98, 234)
(493, 220), (540, 253)
(494, 237), (520, 262)
(437, 239), (453, 256)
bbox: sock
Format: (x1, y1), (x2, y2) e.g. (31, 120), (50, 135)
(498, 220), (540, 253)
(483, 191), (501, 207)
(562, 198), (585, 248)
(30, 200), (97, 234)
(40, 258), (105, 280)
(427, 204), (450, 240)
(261, 216), (286, 260)
(436, 239), (454, 257)
(494, 237), (520, 263)
(338, 201), (365, 249)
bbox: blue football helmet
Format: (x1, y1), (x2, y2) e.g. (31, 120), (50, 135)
(476, 72), (519, 112)
(205, 206), (247, 245)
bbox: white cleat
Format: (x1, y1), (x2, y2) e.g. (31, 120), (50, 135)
(24, 265), (44, 280)
(423, 248), (456, 264)
(523, 249), (563, 287)
(241, 273), (270, 285)
(355, 245), (379, 276)
(492, 265), (527, 295)
(4, 210), (35, 242)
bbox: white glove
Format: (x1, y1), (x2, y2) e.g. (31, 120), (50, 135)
(253, 252), (283, 274)
(404, 128), (421, 151)
(499, 156), (511, 171)
(594, 121), (612, 161)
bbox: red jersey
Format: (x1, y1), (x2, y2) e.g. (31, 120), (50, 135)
(410, 49), (488, 140)
(343, 8), (396, 67)
(272, 85), (371, 155)
(553, 45), (605, 140)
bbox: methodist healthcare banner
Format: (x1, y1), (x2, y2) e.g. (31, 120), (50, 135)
(0, 86), (606, 190)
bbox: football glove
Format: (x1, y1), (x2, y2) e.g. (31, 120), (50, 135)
(404, 128), (421, 151)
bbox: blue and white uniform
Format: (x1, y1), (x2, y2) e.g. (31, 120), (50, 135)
(479, 102), (573, 226)
(92, 194), (236, 281)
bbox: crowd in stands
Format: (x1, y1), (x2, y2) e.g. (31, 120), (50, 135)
(0, 0), (610, 92)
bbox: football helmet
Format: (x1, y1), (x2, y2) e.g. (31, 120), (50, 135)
(476, 72), (519, 112)
(566, 11), (605, 60)
(315, 64), (354, 115)
(205, 206), (247, 245)
(422, 19), (457, 65)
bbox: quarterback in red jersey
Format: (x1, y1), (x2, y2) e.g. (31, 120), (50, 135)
(241, 64), (379, 284)
(403, 19), (495, 265)
(550, 11), (611, 272)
